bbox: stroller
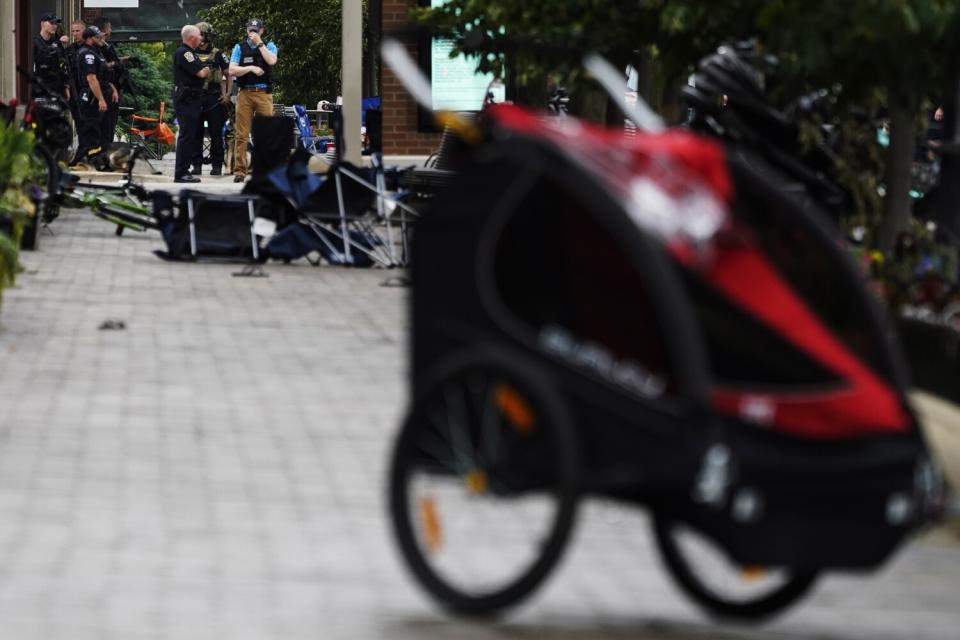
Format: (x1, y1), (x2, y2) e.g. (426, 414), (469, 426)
(385, 65), (948, 620)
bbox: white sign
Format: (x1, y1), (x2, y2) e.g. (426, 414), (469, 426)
(430, 0), (505, 111)
(84, 1), (140, 8)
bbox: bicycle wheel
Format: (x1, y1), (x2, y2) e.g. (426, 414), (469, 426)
(95, 206), (156, 232)
(652, 515), (818, 621)
(389, 351), (579, 615)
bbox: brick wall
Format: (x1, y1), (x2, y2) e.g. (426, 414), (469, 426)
(382, 0), (440, 155)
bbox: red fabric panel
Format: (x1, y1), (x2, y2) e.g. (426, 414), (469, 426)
(706, 244), (908, 438)
(486, 104), (733, 202)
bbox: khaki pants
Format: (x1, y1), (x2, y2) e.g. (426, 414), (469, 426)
(234, 89), (273, 177)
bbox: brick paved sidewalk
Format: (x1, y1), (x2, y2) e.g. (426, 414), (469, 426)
(0, 209), (957, 639)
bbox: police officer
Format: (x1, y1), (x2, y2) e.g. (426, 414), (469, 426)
(190, 22), (231, 177)
(71, 26), (115, 166)
(65, 20), (86, 125)
(173, 25), (211, 183)
(32, 12), (69, 99)
(228, 18), (278, 183)
(93, 17), (129, 151)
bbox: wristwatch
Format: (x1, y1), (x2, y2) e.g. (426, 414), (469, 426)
(256, 42), (265, 49)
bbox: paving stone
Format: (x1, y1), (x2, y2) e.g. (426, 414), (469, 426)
(0, 207), (957, 639)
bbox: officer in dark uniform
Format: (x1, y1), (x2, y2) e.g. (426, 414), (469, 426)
(65, 20), (86, 127)
(71, 26), (114, 166)
(190, 22), (231, 177)
(94, 17), (129, 151)
(32, 12), (69, 99)
(173, 25), (211, 183)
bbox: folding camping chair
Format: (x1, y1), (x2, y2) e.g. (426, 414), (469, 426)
(282, 107), (418, 267)
(154, 190), (263, 262)
(299, 154), (417, 267)
(291, 105), (326, 155)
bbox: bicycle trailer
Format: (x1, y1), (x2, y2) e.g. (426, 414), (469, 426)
(388, 102), (947, 620)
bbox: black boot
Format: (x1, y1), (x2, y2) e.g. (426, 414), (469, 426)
(210, 165), (222, 176)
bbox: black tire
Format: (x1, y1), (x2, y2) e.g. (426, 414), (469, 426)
(653, 515), (818, 621)
(20, 145), (59, 251)
(34, 144), (60, 224)
(98, 205), (157, 231)
(389, 350), (579, 616)
(20, 213), (39, 251)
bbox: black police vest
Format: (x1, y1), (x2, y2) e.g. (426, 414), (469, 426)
(33, 35), (64, 85)
(77, 45), (109, 91)
(235, 41), (272, 91)
(196, 49), (225, 94)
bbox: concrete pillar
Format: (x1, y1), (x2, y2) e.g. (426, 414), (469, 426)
(0, 1), (15, 99)
(341, 0), (362, 164)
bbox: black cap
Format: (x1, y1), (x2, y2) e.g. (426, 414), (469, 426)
(246, 18), (263, 32)
(82, 26), (103, 40)
(40, 12), (61, 24)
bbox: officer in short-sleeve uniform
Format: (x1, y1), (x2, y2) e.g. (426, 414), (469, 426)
(65, 23), (86, 126)
(95, 19), (125, 151)
(71, 27), (112, 166)
(172, 28), (209, 183)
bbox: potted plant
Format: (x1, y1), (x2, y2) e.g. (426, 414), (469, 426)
(0, 118), (37, 311)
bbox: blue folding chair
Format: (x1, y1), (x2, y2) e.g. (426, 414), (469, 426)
(293, 104), (330, 154)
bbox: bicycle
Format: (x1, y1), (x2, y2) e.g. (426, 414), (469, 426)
(62, 146), (156, 236)
(5, 66), (74, 250)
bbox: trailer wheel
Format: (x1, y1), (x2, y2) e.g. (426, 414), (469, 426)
(653, 515), (818, 621)
(389, 350), (579, 616)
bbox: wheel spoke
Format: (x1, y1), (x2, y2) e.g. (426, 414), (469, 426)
(416, 430), (461, 473)
(443, 382), (477, 469)
(427, 405), (469, 474)
(480, 382), (502, 467)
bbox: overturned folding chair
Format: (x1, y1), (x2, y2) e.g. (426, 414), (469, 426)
(293, 104), (329, 155)
(297, 153), (417, 267)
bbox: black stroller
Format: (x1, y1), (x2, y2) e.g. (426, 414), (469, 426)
(386, 101), (948, 620)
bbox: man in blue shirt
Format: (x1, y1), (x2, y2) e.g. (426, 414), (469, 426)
(228, 18), (278, 183)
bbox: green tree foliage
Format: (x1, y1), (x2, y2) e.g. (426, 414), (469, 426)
(200, 0), (363, 105)
(117, 43), (175, 118)
(420, 0), (960, 249)
(413, 1), (754, 104)
(755, 1), (960, 249)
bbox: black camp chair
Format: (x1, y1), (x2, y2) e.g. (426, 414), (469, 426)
(239, 107), (418, 267)
(250, 114), (295, 181)
(154, 190), (263, 262)
(386, 103), (948, 621)
(271, 107), (418, 268)
(297, 155), (415, 267)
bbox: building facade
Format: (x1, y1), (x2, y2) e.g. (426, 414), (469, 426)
(381, 0), (441, 155)
(2, 0), (81, 99)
